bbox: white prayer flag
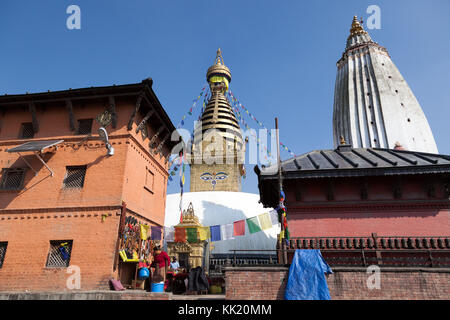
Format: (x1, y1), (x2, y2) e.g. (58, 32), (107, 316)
(269, 210), (279, 226)
(164, 227), (174, 241)
(220, 223), (234, 240)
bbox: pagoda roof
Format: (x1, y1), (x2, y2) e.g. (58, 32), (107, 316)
(256, 146), (450, 180)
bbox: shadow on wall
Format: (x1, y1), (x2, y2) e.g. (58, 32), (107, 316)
(0, 153), (55, 208)
(201, 200), (277, 255)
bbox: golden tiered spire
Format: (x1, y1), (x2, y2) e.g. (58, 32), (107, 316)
(206, 48), (232, 86)
(349, 15), (368, 38)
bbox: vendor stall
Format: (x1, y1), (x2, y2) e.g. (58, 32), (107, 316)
(117, 215), (163, 290)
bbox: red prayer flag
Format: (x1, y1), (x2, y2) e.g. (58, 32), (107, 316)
(233, 220), (245, 236)
(174, 227), (186, 242)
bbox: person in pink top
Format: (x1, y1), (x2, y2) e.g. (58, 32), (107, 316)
(152, 245), (170, 281)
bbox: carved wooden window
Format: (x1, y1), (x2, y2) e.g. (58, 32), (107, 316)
(76, 119), (93, 135)
(0, 168), (26, 190)
(63, 166), (86, 189)
(0, 242), (7, 268)
(46, 240), (73, 268)
(19, 122), (34, 139)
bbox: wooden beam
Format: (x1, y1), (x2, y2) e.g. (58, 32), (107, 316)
(135, 109), (155, 134)
(149, 126), (164, 150)
(127, 92), (145, 131)
(393, 177), (402, 199)
(0, 92), (142, 107)
(28, 102), (39, 133)
(326, 180), (334, 201)
(295, 180), (302, 201)
(360, 178), (368, 200)
(155, 132), (170, 155)
(108, 96), (117, 128)
(65, 99), (76, 131)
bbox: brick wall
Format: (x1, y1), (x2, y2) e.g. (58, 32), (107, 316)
(224, 266), (450, 300)
(0, 210), (121, 291)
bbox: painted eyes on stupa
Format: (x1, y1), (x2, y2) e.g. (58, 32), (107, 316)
(200, 172), (228, 181)
(214, 172), (227, 180)
(200, 173), (213, 181)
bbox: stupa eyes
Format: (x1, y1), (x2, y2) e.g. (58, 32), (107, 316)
(200, 172), (228, 190)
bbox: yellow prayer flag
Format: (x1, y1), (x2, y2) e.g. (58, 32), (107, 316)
(140, 224), (149, 240)
(198, 227), (211, 241)
(258, 213), (272, 230)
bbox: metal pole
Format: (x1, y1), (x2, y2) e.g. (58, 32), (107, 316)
(275, 118), (286, 264)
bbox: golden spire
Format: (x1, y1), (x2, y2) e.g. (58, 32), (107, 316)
(206, 48), (232, 88)
(349, 15), (367, 37)
(214, 48), (225, 65)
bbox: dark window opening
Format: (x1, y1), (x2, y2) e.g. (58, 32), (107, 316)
(0, 242), (7, 268)
(76, 119), (93, 135)
(19, 122), (34, 139)
(0, 168), (26, 190)
(46, 240), (73, 268)
(63, 166), (87, 189)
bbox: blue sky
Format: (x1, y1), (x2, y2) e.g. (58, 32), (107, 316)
(1, 0), (449, 195)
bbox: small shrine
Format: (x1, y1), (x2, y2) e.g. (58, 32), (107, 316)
(166, 202), (209, 271)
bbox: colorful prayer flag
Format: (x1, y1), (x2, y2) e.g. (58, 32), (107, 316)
(174, 227), (186, 242)
(269, 210), (279, 226)
(140, 224), (149, 240)
(164, 227), (174, 241)
(198, 227), (211, 241)
(151, 226), (162, 240)
(186, 228), (198, 243)
(247, 216), (262, 234)
(233, 220), (245, 236)
(210, 225), (221, 241)
(258, 213), (272, 230)
(220, 224), (234, 240)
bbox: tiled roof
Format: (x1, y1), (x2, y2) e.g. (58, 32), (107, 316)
(259, 145), (450, 179)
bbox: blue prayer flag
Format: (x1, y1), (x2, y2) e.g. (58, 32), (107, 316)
(210, 225), (221, 241)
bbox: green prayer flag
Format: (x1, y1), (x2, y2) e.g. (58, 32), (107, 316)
(247, 216), (262, 234)
(186, 228), (198, 243)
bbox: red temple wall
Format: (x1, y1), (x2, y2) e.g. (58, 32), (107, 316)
(288, 209), (449, 237)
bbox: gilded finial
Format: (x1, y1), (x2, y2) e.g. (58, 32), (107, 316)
(215, 48), (224, 65)
(340, 135), (347, 145)
(349, 15), (367, 37)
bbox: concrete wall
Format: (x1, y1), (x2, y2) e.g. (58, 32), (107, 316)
(224, 266), (450, 300)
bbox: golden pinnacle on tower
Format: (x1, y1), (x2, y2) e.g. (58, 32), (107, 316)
(206, 48), (232, 93)
(349, 15), (368, 38)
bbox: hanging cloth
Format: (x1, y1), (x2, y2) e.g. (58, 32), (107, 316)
(285, 250), (333, 300)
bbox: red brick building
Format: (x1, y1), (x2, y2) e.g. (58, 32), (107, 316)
(0, 79), (176, 291)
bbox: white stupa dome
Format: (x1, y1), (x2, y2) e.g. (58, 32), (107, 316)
(164, 191), (279, 255)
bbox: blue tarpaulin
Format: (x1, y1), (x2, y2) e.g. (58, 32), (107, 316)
(285, 249), (333, 300)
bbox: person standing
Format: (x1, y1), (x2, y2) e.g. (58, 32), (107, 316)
(152, 245), (170, 281)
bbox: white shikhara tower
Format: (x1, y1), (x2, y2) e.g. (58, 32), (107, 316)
(333, 16), (438, 153)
